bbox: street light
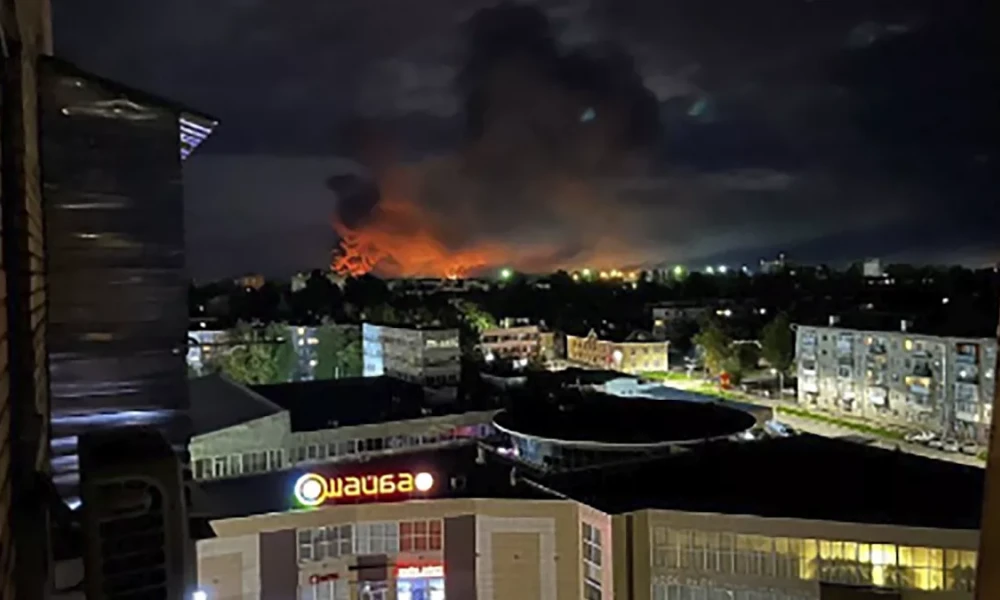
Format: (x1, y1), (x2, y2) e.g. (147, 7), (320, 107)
(499, 268), (513, 281)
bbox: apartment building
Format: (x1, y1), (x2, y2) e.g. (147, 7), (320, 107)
(795, 320), (997, 442)
(651, 303), (712, 338)
(567, 329), (669, 374)
(363, 323), (460, 387)
(478, 324), (555, 363)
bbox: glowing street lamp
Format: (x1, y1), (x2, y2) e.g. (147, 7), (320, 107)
(718, 265), (728, 274)
(705, 266), (715, 275)
(582, 268), (592, 278)
(673, 265), (685, 277)
(499, 268), (513, 281)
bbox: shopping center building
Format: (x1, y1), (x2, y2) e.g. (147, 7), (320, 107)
(193, 430), (983, 600)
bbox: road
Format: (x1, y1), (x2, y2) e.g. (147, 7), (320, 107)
(773, 410), (985, 469)
(658, 378), (986, 469)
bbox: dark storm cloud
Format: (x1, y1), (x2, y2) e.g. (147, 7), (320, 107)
(52, 0), (999, 278)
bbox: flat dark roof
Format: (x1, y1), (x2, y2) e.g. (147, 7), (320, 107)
(191, 437), (984, 532)
(540, 435), (984, 530)
(190, 374), (282, 436)
(250, 376), (501, 432)
(494, 391), (756, 444)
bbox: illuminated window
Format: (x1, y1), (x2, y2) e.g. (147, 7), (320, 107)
(399, 520), (443, 552)
(945, 549), (977, 591)
(582, 522), (603, 600)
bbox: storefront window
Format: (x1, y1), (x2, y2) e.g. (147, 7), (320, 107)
(396, 577), (445, 600)
(358, 581), (389, 600)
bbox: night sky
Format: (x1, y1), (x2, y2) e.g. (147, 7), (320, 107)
(52, 0), (997, 279)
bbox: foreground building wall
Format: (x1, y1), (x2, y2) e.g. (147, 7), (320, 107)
(616, 509), (978, 600)
(38, 58), (216, 493)
(795, 324), (997, 442)
(198, 498), (610, 600)
(1, 0), (53, 596)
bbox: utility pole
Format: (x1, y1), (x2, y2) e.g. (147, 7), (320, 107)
(974, 266), (1000, 598)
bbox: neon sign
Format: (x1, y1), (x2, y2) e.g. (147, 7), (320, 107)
(294, 471), (436, 507)
(396, 565), (445, 579)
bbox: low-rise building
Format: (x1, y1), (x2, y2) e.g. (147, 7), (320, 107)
(363, 323), (461, 387)
(795, 320), (997, 442)
(194, 434), (983, 600)
(188, 374), (499, 483)
(566, 329), (668, 374)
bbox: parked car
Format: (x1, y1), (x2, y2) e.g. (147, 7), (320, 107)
(927, 437), (945, 449)
(961, 442), (980, 456)
(906, 430), (936, 443)
(941, 439), (960, 453)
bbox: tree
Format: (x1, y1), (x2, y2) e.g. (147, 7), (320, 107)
(760, 313), (794, 394)
(693, 319), (732, 377)
(723, 343), (760, 385)
(455, 300), (497, 333)
(314, 324), (363, 379)
(208, 322), (296, 385)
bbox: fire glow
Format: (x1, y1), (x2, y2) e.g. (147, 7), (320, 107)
(331, 167), (506, 279)
(294, 471), (436, 507)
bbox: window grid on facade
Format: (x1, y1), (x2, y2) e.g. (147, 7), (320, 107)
(651, 527), (976, 593)
(300, 580), (350, 600)
(356, 521), (400, 555)
(400, 519), (443, 552)
(583, 522), (603, 600)
(297, 525), (354, 562)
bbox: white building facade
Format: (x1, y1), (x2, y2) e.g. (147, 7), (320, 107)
(362, 323), (461, 387)
(795, 323), (996, 442)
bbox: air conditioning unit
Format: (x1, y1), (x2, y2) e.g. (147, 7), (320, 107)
(79, 427), (194, 600)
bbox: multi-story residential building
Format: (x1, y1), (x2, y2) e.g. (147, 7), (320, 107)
(567, 329), (669, 374)
(479, 324), (546, 363)
(795, 320), (997, 442)
(363, 323), (460, 387)
(188, 375), (497, 482)
(2, 0), (54, 594)
(651, 302), (713, 338)
(39, 56), (216, 495)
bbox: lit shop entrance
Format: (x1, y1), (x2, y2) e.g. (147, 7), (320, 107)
(395, 565), (445, 600)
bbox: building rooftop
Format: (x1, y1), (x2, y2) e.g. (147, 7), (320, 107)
(796, 314), (994, 340)
(541, 434), (984, 530)
(362, 321), (458, 332)
(41, 56), (218, 160)
(191, 436), (984, 532)
(493, 391), (756, 445)
(189, 374), (283, 436)
(565, 327), (663, 344)
(249, 376), (501, 433)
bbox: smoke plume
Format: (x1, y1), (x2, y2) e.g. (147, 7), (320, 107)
(330, 2), (662, 277)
